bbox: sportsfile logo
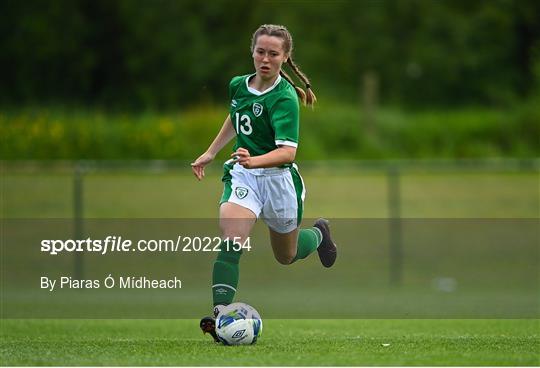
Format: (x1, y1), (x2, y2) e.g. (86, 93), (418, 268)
(232, 329), (246, 339)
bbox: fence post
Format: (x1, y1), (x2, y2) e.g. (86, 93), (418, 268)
(73, 161), (84, 280)
(387, 165), (403, 287)
(361, 71), (378, 135)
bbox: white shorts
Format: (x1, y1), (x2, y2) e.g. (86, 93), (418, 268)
(220, 162), (306, 233)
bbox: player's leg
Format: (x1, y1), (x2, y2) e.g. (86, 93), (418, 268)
(269, 226), (324, 265)
(213, 164), (260, 308)
(269, 221), (335, 266)
(265, 165), (336, 266)
(201, 202), (256, 342)
(214, 202), (256, 306)
(268, 227), (299, 264)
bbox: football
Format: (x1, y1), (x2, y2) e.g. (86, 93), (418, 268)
(215, 302), (263, 345)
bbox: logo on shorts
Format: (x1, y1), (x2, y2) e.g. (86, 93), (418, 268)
(284, 219), (295, 226)
(252, 103), (263, 117)
(235, 187), (249, 199)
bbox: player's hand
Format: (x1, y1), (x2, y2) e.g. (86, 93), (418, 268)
(232, 148), (255, 169)
(191, 152), (215, 180)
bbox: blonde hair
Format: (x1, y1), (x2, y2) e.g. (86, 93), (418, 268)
(251, 24), (317, 107)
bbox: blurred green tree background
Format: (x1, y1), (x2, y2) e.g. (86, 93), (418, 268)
(1, 0), (539, 159)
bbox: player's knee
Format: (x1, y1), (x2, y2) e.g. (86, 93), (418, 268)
(220, 230), (248, 244)
(274, 252), (295, 265)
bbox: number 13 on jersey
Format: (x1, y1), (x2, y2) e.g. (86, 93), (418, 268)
(235, 112), (253, 135)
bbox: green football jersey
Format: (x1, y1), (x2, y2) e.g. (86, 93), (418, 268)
(228, 74), (299, 160)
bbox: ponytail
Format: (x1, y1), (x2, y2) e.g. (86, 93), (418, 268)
(280, 70), (307, 106)
(284, 58), (317, 107)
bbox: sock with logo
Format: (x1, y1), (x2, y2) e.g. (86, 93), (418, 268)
(291, 227), (323, 263)
(212, 239), (243, 306)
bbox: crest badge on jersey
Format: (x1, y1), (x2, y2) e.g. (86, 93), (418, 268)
(252, 103), (263, 117)
(235, 187), (249, 199)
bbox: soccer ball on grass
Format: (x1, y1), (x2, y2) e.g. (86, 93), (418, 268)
(215, 302), (262, 345)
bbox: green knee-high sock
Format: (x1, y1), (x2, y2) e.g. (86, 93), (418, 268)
(212, 239), (242, 306)
(292, 227), (323, 263)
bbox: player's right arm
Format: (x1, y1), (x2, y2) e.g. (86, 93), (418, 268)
(191, 115), (236, 180)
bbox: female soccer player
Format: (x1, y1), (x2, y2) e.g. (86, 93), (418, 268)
(191, 24), (337, 342)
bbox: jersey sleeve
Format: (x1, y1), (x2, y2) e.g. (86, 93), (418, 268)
(228, 76), (244, 100)
(270, 96), (299, 148)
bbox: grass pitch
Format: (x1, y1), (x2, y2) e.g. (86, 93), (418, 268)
(1, 319), (538, 366)
(1, 166), (538, 365)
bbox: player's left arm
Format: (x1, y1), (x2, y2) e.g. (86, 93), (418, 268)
(233, 146), (296, 168)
